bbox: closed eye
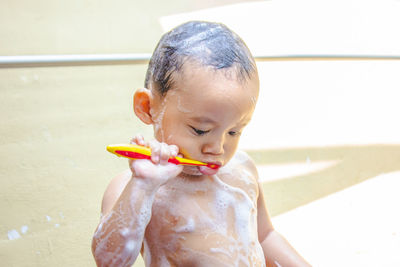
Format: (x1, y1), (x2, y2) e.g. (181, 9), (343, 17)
(228, 131), (241, 136)
(190, 126), (210, 136)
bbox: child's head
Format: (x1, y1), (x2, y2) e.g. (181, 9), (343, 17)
(144, 21), (256, 96)
(134, 21), (259, 174)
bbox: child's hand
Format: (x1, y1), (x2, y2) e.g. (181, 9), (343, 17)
(128, 135), (183, 187)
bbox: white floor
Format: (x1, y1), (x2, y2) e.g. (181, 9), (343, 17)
(272, 172), (400, 266)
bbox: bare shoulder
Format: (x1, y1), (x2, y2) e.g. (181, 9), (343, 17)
(220, 150), (260, 199)
(229, 150), (259, 178)
(101, 169), (132, 216)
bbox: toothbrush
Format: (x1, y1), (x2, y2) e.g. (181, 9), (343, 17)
(106, 144), (220, 170)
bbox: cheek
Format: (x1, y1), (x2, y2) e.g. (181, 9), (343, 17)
(163, 126), (194, 156)
(224, 138), (240, 160)
(156, 112), (179, 142)
(175, 138), (200, 159)
(162, 127), (179, 145)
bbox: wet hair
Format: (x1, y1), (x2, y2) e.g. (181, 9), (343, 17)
(144, 21), (256, 96)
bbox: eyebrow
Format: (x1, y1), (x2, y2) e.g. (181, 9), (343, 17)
(189, 116), (216, 124)
(189, 116), (251, 128)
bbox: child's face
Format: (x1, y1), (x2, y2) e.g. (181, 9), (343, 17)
(150, 62), (259, 175)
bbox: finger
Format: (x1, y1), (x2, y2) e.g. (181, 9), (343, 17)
(130, 137), (137, 145)
(136, 134), (145, 146)
(169, 145), (179, 158)
(130, 135), (139, 145)
(149, 140), (160, 164)
(159, 143), (170, 165)
(130, 134), (146, 146)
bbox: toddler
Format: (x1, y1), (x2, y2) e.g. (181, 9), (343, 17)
(92, 21), (310, 267)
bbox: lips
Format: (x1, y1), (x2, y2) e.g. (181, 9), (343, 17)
(198, 166), (219, 175)
(181, 155), (222, 176)
(198, 161), (221, 175)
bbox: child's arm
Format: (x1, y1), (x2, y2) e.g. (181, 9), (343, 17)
(257, 184), (311, 267)
(91, 137), (182, 267)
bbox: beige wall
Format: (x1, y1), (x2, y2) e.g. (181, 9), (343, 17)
(0, 0), (248, 266)
(0, 0), (246, 55)
(0, 65), (150, 266)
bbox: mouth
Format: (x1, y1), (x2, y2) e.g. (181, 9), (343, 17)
(198, 161), (221, 175)
(182, 161), (221, 176)
(198, 166), (219, 175)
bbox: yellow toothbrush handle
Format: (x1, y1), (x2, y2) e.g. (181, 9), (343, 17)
(106, 144), (208, 167)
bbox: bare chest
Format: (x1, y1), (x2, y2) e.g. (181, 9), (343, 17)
(143, 173), (265, 266)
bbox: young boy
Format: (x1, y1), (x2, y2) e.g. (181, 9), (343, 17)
(92, 21), (310, 267)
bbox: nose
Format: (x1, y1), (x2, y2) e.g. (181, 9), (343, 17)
(202, 136), (224, 156)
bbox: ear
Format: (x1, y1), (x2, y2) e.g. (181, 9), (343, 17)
(133, 88), (154, 125)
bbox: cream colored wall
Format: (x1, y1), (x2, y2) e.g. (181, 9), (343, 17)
(0, 65), (150, 266)
(0, 1), (247, 266)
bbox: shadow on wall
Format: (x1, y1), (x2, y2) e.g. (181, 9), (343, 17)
(247, 144), (400, 216)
